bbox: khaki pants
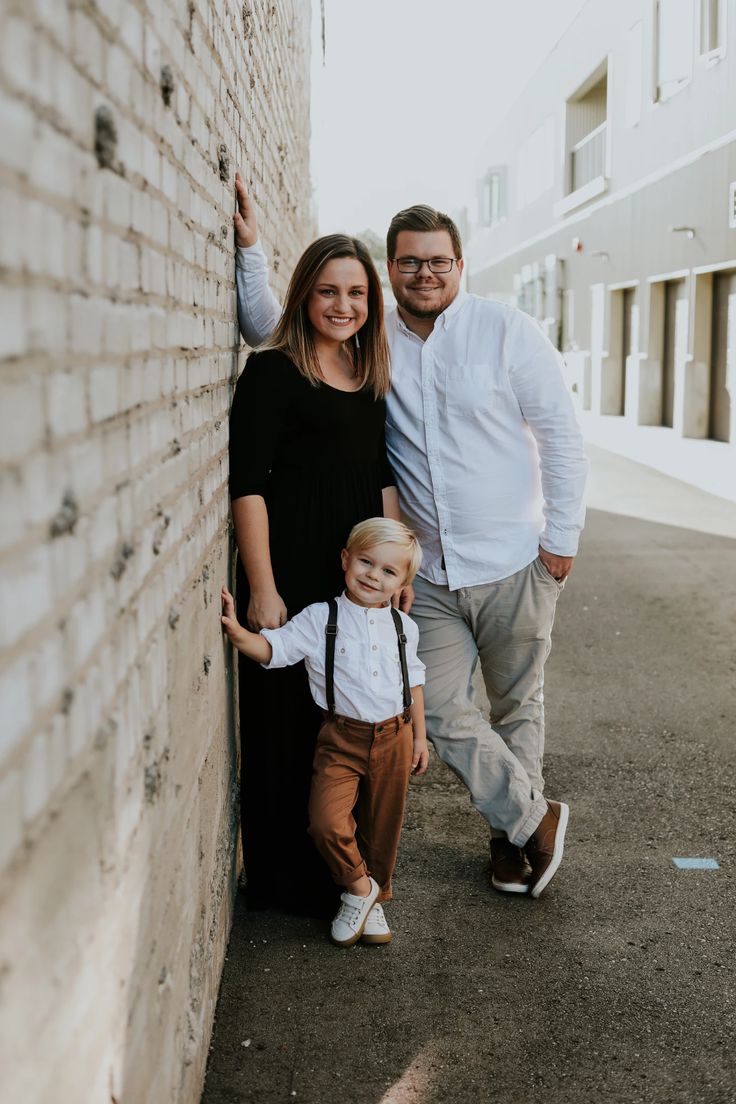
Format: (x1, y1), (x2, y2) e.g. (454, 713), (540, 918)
(411, 558), (564, 847)
(308, 713), (413, 902)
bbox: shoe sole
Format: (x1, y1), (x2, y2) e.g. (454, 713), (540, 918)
(360, 931), (392, 945)
(491, 876), (531, 895)
(530, 802), (569, 899)
(329, 882), (380, 947)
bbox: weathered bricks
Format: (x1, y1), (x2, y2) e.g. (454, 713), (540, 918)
(0, 0), (312, 1100)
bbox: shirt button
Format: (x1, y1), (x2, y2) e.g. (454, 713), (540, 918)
(372, 644), (377, 651)
(373, 671), (378, 677)
(369, 619), (374, 624)
(340, 647), (345, 653)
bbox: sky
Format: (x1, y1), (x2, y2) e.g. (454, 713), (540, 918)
(310, 0), (590, 237)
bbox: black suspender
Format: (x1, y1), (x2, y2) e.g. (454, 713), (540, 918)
(324, 600), (412, 721)
(390, 607), (412, 720)
(325, 597), (339, 717)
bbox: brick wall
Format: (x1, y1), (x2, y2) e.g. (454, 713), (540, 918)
(0, 1), (312, 1100)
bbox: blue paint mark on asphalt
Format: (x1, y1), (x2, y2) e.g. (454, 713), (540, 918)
(672, 857), (720, 869)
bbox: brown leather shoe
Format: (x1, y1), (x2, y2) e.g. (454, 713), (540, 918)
(525, 800), (569, 899)
(490, 838), (531, 894)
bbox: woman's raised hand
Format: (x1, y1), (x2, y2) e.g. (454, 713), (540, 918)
(234, 171), (259, 248)
(246, 587), (287, 631)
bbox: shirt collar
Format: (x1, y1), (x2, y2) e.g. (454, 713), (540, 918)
(438, 289), (468, 329)
(338, 591), (391, 614)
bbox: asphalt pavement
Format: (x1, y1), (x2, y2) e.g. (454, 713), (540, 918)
(202, 450), (736, 1104)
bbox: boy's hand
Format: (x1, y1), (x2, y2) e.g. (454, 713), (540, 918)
(411, 737), (429, 776)
(234, 171), (259, 248)
(221, 585), (248, 647)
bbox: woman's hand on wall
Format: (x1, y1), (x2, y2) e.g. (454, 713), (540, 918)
(234, 171), (260, 248)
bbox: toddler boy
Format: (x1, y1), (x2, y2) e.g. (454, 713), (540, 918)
(221, 518), (427, 946)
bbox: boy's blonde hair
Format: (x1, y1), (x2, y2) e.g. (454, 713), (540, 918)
(346, 518), (423, 583)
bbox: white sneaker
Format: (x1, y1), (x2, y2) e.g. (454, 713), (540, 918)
(360, 903), (392, 945)
(330, 877), (380, 946)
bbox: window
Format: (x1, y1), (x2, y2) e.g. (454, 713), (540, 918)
(478, 169), (505, 227)
(656, 0), (694, 101)
(564, 64), (608, 195)
(700, 0), (724, 54)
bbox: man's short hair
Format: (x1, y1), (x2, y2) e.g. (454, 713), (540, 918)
(346, 518), (423, 583)
(386, 205), (463, 262)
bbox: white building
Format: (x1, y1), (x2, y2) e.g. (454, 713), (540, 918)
(466, 0), (736, 497)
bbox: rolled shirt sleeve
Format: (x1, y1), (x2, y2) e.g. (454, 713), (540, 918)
(260, 604), (325, 669)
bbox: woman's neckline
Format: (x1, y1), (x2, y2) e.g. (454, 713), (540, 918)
(318, 376), (365, 395)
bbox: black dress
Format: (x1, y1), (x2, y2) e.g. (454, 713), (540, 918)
(229, 349), (394, 915)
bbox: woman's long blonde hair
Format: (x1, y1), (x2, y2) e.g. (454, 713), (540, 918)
(261, 235), (391, 399)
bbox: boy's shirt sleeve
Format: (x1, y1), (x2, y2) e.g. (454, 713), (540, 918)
(400, 612), (426, 687)
(260, 603), (325, 669)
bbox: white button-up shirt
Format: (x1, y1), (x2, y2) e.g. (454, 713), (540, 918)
(261, 594), (425, 724)
(236, 243), (588, 589)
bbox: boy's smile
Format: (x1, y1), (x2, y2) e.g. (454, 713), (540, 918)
(341, 542), (410, 608)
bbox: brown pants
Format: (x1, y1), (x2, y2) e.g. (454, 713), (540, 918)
(308, 713), (413, 902)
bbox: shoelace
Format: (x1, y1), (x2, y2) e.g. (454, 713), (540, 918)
(337, 901), (364, 928)
(367, 905), (387, 927)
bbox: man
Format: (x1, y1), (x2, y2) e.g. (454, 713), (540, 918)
(233, 173), (588, 899)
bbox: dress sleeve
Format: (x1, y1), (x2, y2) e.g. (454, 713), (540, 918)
(229, 351), (289, 501)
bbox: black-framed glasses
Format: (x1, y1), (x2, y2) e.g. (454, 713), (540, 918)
(393, 256), (456, 274)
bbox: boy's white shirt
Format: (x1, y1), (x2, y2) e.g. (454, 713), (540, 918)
(260, 593), (425, 724)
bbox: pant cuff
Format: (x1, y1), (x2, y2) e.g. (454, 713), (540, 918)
(510, 794), (547, 848)
(332, 858), (368, 887)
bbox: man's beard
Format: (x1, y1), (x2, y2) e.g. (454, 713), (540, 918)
(394, 286), (450, 321)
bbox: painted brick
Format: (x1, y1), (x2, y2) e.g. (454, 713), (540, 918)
(0, 371), (43, 461)
(69, 295), (106, 357)
(0, 287), (28, 361)
(0, 656), (32, 765)
(26, 289), (68, 356)
(21, 729), (50, 823)
(89, 363), (120, 423)
(0, 1), (312, 1101)
(0, 471), (26, 553)
(0, 769), (23, 871)
(46, 370), (88, 439)
(29, 630), (67, 719)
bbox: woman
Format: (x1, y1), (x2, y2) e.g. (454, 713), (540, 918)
(229, 227), (398, 916)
